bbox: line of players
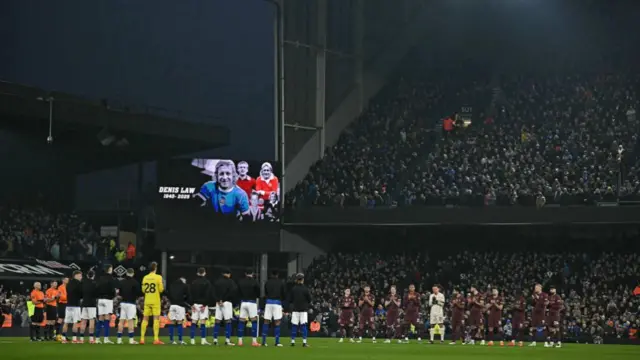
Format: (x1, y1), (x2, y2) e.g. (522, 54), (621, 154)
(337, 283), (564, 348)
(28, 264), (313, 347)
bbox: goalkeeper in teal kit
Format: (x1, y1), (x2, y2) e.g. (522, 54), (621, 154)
(194, 160), (250, 216)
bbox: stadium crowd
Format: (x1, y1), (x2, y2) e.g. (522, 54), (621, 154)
(286, 67), (639, 208)
(286, 57), (493, 208)
(0, 206), (136, 263)
(305, 250), (640, 343)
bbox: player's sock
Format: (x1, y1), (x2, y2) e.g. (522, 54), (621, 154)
(301, 324), (308, 342)
(129, 332), (135, 343)
(104, 321), (110, 340)
(251, 320), (258, 340)
(262, 323), (269, 344)
(153, 320), (160, 341)
(95, 320), (101, 338)
(140, 320), (148, 341)
(177, 324), (184, 342)
(200, 324), (207, 339)
(291, 325), (298, 341)
(213, 322), (220, 340)
(168, 323), (174, 342)
(118, 331), (123, 339)
(237, 321), (245, 340)
(274, 324), (281, 344)
(72, 332), (77, 341)
(430, 327), (435, 342)
(190, 323), (196, 340)
(225, 322), (232, 341)
(58, 323), (63, 337)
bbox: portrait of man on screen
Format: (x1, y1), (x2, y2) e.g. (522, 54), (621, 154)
(193, 159), (250, 216)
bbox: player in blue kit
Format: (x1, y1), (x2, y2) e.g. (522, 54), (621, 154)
(195, 160), (250, 215)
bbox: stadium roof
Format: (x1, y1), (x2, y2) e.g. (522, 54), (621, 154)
(0, 80), (229, 172)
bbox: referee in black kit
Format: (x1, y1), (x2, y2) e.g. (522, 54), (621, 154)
(288, 273), (311, 347)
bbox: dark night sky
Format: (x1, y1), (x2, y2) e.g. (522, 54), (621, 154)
(1, 0), (275, 159)
(1, 0), (275, 210)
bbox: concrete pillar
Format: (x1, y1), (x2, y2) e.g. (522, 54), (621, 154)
(315, 0), (327, 158)
(353, 0), (364, 113)
(259, 253), (268, 297)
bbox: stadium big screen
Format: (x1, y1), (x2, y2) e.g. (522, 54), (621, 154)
(155, 159), (281, 251)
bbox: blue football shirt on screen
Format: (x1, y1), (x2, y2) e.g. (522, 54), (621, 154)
(199, 181), (250, 215)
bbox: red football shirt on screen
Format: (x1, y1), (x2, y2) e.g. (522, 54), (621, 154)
(237, 176), (256, 198)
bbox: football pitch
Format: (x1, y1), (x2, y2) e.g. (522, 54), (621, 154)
(2, 338), (639, 360)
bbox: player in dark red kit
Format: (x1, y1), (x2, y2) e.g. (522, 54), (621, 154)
(402, 284), (422, 343)
(337, 288), (355, 343)
(466, 286), (485, 345)
(528, 284), (548, 347)
(383, 285), (402, 343)
(449, 290), (466, 345)
(357, 286), (376, 343)
(486, 288), (504, 346)
(546, 285), (564, 348)
(509, 290), (527, 347)
(236, 161), (256, 199)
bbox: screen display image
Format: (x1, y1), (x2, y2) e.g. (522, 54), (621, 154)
(157, 159), (281, 223)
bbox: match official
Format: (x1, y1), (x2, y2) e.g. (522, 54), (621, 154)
(117, 268), (140, 344)
(262, 270), (286, 346)
(236, 268), (260, 346)
(213, 268), (236, 345)
(168, 277), (190, 345)
(288, 273), (311, 347)
(190, 267), (213, 345)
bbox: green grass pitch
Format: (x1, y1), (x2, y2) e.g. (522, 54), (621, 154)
(2, 337), (639, 360)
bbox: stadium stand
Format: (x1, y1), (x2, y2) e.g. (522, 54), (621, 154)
(286, 57), (639, 208)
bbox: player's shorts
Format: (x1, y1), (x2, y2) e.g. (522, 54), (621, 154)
(120, 303), (137, 320)
(430, 312), (444, 325)
(339, 310), (354, 326)
(215, 301), (233, 321)
(547, 313), (561, 328)
(57, 303), (67, 320)
(512, 314), (525, 329)
(386, 310), (399, 327)
(31, 307), (44, 323)
(64, 306), (82, 324)
(450, 315), (464, 328)
(488, 314), (502, 328)
(264, 303), (283, 321)
(169, 305), (186, 322)
(143, 303), (161, 317)
(191, 304), (209, 322)
(531, 312), (545, 327)
(404, 311), (419, 325)
(468, 312), (483, 327)
(359, 309), (374, 325)
(81, 307), (97, 320)
(239, 301), (258, 319)
(45, 305), (57, 321)
(97, 299), (114, 316)
(291, 311), (308, 325)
